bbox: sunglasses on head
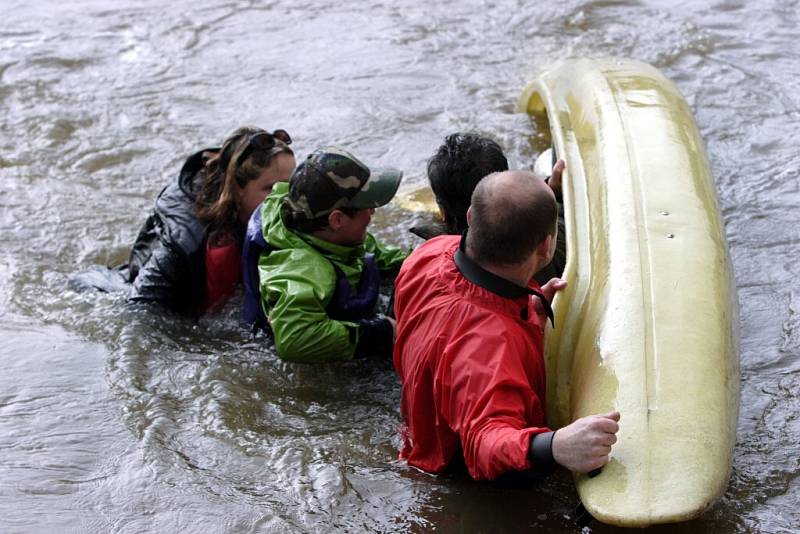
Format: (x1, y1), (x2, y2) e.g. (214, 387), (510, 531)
(236, 129), (292, 166)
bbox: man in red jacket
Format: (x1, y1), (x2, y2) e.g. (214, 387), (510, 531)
(393, 169), (620, 481)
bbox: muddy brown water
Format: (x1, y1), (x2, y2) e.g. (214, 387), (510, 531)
(1, 1), (798, 532)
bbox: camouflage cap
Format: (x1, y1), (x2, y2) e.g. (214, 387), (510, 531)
(286, 147), (403, 222)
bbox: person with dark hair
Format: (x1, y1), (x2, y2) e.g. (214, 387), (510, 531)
(242, 147), (408, 363)
(393, 170), (619, 481)
(417, 133), (566, 284)
(426, 133), (509, 235)
(125, 126), (296, 314)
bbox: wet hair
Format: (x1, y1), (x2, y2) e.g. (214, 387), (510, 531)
(283, 205), (360, 234)
(468, 171), (557, 266)
(196, 126), (294, 237)
(283, 205), (327, 233)
(427, 133), (509, 234)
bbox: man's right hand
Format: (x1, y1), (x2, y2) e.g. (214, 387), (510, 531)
(551, 411), (620, 473)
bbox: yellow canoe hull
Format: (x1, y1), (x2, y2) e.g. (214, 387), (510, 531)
(518, 57), (739, 527)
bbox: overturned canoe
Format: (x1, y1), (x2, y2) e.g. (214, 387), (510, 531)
(518, 57), (739, 527)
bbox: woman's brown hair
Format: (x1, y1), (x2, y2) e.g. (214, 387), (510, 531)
(196, 126), (293, 239)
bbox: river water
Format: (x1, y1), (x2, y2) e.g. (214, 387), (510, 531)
(1, 0), (798, 532)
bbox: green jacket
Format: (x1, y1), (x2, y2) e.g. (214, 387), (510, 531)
(258, 182), (408, 363)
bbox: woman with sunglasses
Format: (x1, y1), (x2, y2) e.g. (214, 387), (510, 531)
(126, 126), (296, 315)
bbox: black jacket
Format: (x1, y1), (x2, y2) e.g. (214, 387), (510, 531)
(127, 149), (214, 314)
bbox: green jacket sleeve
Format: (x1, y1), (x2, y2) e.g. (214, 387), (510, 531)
(258, 248), (360, 363)
(364, 233), (409, 276)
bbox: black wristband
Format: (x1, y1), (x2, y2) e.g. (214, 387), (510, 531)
(528, 430), (557, 474)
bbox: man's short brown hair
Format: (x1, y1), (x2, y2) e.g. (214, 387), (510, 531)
(468, 171), (557, 266)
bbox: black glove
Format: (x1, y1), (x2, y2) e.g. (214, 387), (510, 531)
(353, 314), (394, 359)
(409, 221), (447, 241)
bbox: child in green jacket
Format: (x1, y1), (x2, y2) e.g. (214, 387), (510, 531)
(246, 147), (407, 363)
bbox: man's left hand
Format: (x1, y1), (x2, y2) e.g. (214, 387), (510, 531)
(534, 277), (567, 318)
(547, 159), (565, 202)
(541, 277), (567, 302)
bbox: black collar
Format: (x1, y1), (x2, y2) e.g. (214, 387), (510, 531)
(453, 232), (554, 326)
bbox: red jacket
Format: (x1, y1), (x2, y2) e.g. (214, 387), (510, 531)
(202, 235), (242, 312)
(393, 235), (551, 480)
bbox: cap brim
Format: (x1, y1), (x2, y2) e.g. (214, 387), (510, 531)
(346, 168), (403, 209)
